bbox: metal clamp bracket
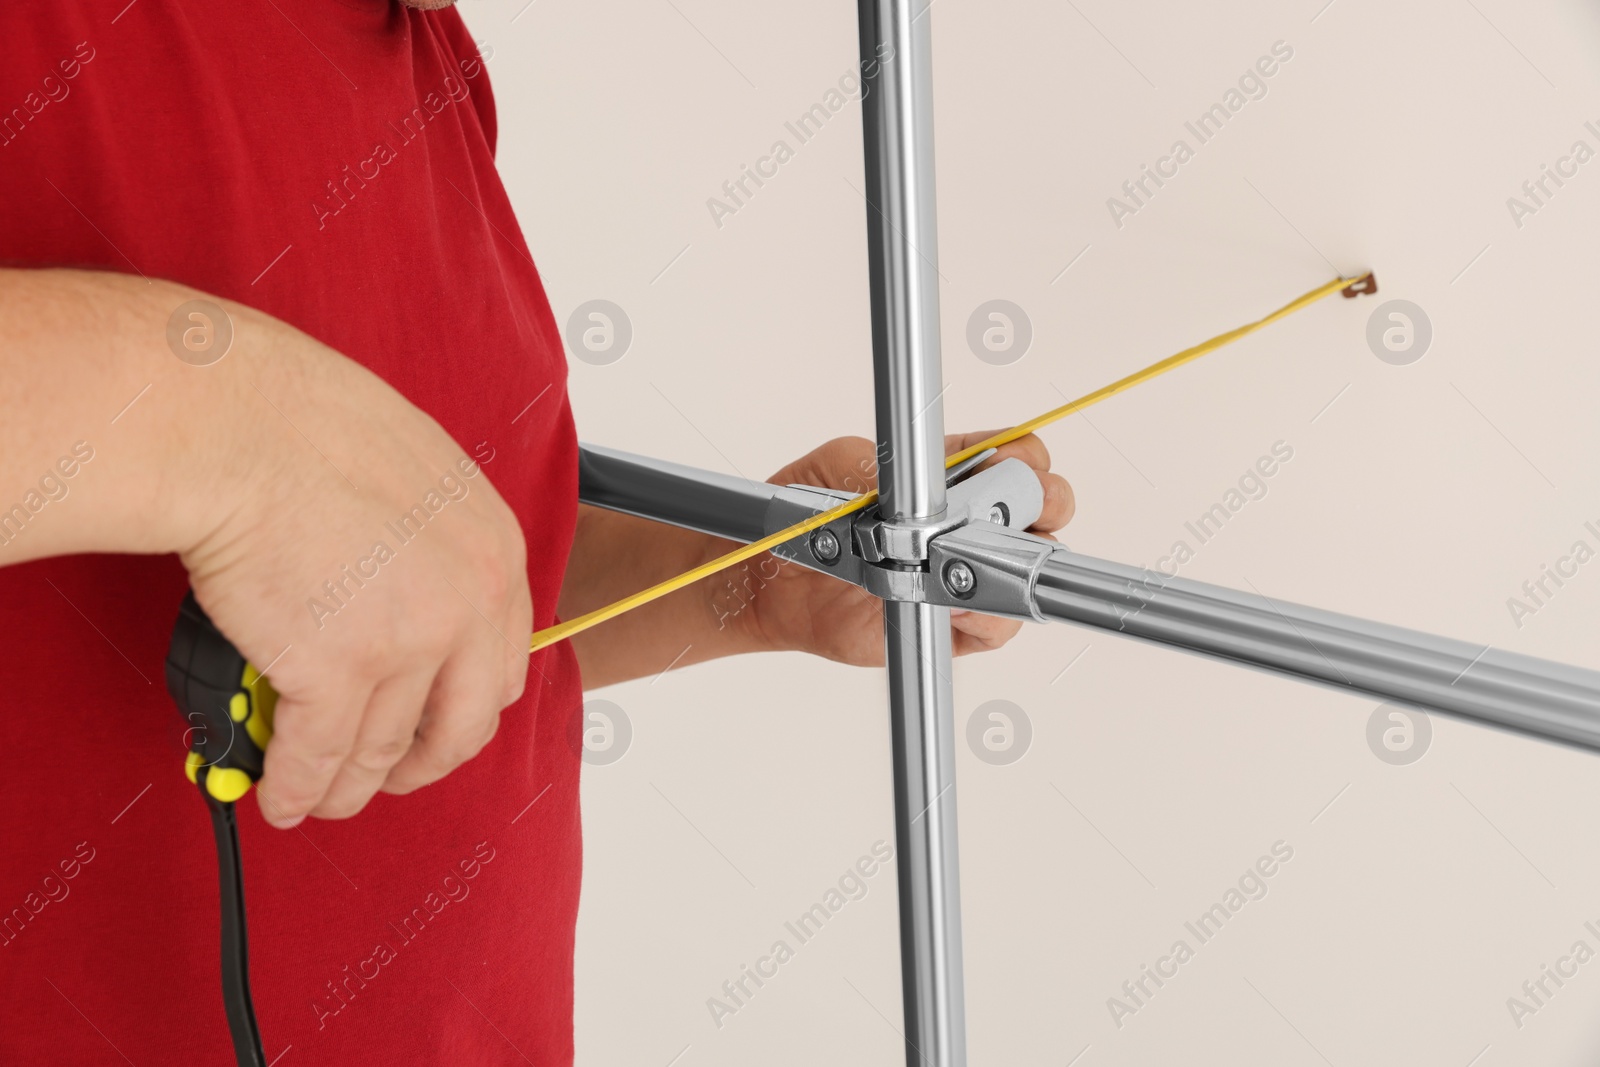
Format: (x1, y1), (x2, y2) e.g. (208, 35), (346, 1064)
(763, 457), (1050, 608)
(853, 455), (1043, 564)
(925, 522), (1055, 621)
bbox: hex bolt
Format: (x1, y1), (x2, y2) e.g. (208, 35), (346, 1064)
(988, 504), (1009, 527)
(945, 560), (977, 597)
(811, 528), (841, 563)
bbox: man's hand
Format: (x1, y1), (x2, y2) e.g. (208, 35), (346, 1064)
(734, 432), (1074, 665)
(0, 270), (531, 830)
(181, 309), (533, 830)
(559, 430), (1072, 688)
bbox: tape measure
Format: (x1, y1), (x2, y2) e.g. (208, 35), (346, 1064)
(164, 591), (272, 1067)
(165, 591), (276, 803)
(529, 272), (1375, 652)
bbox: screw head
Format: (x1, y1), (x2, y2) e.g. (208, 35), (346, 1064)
(945, 560), (976, 597)
(988, 504), (1008, 527)
(811, 528), (841, 563)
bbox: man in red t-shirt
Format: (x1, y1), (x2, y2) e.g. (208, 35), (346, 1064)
(0, 3), (1071, 1063)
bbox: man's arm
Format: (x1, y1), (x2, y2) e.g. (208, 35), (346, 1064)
(0, 268), (531, 828)
(556, 504), (764, 689)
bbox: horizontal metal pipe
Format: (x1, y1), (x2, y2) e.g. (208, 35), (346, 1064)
(573, 442), (1600, 750)
(1034, 550), (1600, 751)
(576, 443), (778, 544)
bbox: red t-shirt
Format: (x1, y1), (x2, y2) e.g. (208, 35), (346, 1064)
(0, 4), (583, 1064)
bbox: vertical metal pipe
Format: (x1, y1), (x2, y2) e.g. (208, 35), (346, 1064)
(859, 0), (949, 522)
(857, 1), (966, 1064)
(881, 601), (964, 1067)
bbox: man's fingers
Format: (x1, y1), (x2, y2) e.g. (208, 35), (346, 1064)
(311, 668), (436, 820)
(951, 610), (1021, 656)
(769, 435), (878, 492)
(257, 678), (374, 829)
(771, 429), (1071, 541)
(779, 430), (1059, 494)
(382, 640), (506, 796)
(944, 429), (1001, 459)
(1033, 471), (1076, 532)
(945, 430), (1049, 472)
(500, 583), (534, 707)
(943, 431), (1070, 531)
(994, 436), (1053, 475)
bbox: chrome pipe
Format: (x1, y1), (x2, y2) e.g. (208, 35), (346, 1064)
(857, 0), (967, 1063)
(1034, 550), (1600, 750)
(576, 442), (778, 544)
(859, 0), (949, 526)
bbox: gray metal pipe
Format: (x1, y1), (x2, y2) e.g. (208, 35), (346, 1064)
(857, 0), (967, 1064)
(859, 0), (950, 526)
(576, 443), (777, 544)
(1034, 550), (1600, 750)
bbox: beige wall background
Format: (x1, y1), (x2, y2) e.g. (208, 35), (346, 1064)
(463, 1), (1600, 1063)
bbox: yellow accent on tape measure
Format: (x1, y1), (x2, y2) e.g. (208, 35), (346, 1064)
(242, 663), (277, 753)
(205, 767), (254, 804)
(529, 274), (1370, 655)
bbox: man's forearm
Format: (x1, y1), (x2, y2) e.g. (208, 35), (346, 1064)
(0, 268), (256, 563)
(558, 503), (768, 688)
